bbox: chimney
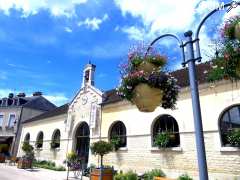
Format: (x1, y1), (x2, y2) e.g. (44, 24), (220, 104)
(17, 93), (26, 97)
(33, 91), (42, 96)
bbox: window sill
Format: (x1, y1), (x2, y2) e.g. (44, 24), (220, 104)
(51, 148), (60, 151)
(35, 148), (43, 151)
(220, 147), (240, 152)
(117, 147), (128, 151)
(150, 147), (182, 152)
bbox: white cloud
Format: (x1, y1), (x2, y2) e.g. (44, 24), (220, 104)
(44, 94), (69, 106)
(64, 27), (73, 33)
(0, 88), (12, 97)
(77, 14), (109, 30)
(0, 0), (88, 17)
(0, 72), (8, 80)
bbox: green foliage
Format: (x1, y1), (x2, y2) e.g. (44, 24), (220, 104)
(0, 144), (9, 153)
(118, 43), (179, 110)
(33, 160), (66, 171)
(90, 140), (113, 156)
(22, 142), (34, 160)
(143, 169), (166, 180)
(50, 140), (60, 149)
(154, 132), (171, 148)
(227, 128), (240, 146)
(114, 170), (138, 180)
(222, 16), (240, 40)
(110, 136), (121, 150)
(22, 142), (33, 153)
(177, 174), (193, 180)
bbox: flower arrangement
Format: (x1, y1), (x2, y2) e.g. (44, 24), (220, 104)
(221, 15), (240, 40)
(208, 16), (240, 82)
(118, 44), (179, 112)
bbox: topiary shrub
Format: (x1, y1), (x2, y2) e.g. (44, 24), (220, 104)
(90, 140), (113, 168)
(114, 170), (138, 180)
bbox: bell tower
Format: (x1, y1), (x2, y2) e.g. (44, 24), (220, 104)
(82, 61), (96, 88)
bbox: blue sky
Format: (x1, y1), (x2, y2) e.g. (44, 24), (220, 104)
(0, 0), (239, 105)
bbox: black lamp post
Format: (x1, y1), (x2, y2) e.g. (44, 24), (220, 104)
(146, 2), (240, 180)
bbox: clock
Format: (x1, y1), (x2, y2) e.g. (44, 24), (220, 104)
(81, 96), (88, 105)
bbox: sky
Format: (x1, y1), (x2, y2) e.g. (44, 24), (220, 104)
(0, 0), (239, 106)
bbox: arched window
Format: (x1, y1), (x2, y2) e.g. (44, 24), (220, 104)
(51, 129), (61, 149)
(24, 133), (30, 144)
(109, 121), (127, 149)
(219, 105), (240, 146)
(36, 131), (43, 148)
(152, 115), (180, 148)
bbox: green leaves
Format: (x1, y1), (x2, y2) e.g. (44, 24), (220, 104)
(154, 132), (171, 148)
(227, 128), (240, 146)
(90, 140), (113, 156)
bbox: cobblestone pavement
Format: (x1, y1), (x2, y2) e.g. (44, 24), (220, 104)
(0, 164), (89, 180)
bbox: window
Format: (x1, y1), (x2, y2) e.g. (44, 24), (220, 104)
(51, 129), (60, 149)
(109, 121), (127, 149)
(36, 131), (43, 148)
(220, 105), (240, 146)
(0, 114), (3, 127)
(24, 133), (30, 144)
(8, 114), (15, 127)
(152, 115), (180, 147)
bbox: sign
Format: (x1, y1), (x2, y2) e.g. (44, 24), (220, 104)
(89, 103), (98, 129)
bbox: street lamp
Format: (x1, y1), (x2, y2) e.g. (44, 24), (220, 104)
(146, 1), (240, 180)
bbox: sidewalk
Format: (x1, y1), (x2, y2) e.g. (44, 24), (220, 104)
(0, 163), (89, 180)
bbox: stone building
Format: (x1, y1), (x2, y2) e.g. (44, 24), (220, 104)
(0, 92), (56, 156)
(18, 63), (240, 179)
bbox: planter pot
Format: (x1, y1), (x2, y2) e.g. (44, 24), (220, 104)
(234, 22), (240, 40)
(154, 177), (174, 180)
(132, 83), (163, 112)
(17, 159), (32, 169)
(90, 168), (113, 180)
(0, 154), (5, 163)
(137, 61), (160, 75)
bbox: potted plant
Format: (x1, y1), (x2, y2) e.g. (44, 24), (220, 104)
(17, 142), (34, 169)
(90, 140), (113, 180)
(154, 132), (171, 148)
(227, 128), (240, 147)
(118, 45), (179, 112)
(143, 169), (167, 180)
(110, 136), (121, 151)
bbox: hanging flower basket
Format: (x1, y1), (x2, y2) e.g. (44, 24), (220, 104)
(118, 44), (179, 112)
(221, 16), (240, 40)
(132, 83), (163, 112)
(234, 22), (240, 40)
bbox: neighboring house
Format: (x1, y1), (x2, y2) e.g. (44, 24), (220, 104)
(18, 62), (240, 179)
(0, 92), (56, 156)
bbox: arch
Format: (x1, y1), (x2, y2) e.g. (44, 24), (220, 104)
(219, 104), (240, 146)
(36, 131), (44, 148)
(151, 114), (180, 147)
(51, 129), (61, 149)
(109, 121), (127, 149)
(73, 122), (90, 166)
(24, 133), (30, 143)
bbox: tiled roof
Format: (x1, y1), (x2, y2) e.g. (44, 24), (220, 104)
(23, 104), (69, 124)
(102, 62), (212, 105)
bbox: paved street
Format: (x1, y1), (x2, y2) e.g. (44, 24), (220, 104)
(0, 164), (88, 180)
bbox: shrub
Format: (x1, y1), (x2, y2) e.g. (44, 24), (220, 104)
(110, 136), (121, 151)
(90, 140), (113, 168)
(114, 170), (138, 180)
(22, 142), (34, 160)
(143, 169), (166, 180)
(33, 160), (66, 171)
(178, 174), (193, 180)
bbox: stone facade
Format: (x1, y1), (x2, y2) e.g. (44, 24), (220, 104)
(18, 63), (240, 179)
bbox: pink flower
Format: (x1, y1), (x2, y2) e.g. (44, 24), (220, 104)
(224, 53), (230, 60)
